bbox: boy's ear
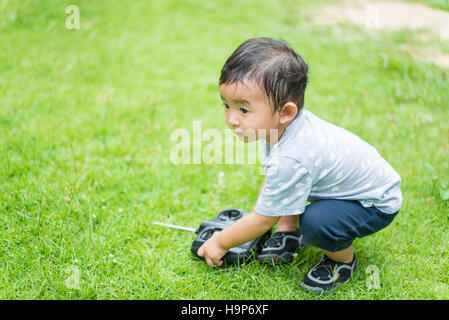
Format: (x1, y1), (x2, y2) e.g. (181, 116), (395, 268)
(279, 102), (298, 125)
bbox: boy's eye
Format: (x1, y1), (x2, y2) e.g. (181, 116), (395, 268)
(240, 108), (248, 114)
(223, 103), (229, 109)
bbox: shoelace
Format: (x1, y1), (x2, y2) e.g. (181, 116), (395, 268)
(265, 232), (287, 247)
(312, 256), (339, 280)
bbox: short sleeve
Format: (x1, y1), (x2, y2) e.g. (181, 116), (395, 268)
(255, 156), (312, 216)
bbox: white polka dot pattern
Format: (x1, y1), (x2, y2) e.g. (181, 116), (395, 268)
(254, 109), (403, 216)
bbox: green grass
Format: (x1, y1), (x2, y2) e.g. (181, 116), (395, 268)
(407, 0), (449, 10)
(0, 0), (448, 299)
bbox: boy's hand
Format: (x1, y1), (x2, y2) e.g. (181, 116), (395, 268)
(197, 232), (228, 266)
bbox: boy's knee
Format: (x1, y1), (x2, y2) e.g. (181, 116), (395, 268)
(298, 213), (325, 243)
(299, 213), (352, 251)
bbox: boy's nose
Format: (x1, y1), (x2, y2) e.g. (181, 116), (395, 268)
(227, 112), (240, 128)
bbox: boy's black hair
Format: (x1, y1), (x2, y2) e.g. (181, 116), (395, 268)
(219, 37), (309, 115)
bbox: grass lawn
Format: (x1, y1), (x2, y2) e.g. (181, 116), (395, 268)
(0, 0), (448, 299)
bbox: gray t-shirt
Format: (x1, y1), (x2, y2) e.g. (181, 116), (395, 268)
(255, 109), (402, 216)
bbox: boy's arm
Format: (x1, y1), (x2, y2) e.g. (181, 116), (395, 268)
(198, 177), (280, 266)
(218, 176), (275, 249)
(197, 211), (279, 266)
(217, 210), (279, 250)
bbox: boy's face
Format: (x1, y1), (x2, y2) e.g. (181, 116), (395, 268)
(219, 80), (281, 143)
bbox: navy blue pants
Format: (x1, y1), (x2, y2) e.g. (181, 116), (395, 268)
(298, 200), (398, 252)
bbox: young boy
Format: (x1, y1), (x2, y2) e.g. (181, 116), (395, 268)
(197, 38), (402, 294)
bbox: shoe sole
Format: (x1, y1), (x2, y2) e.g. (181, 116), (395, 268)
(299, 259), (357, 294)
(299, 281), (326, 294)
(257, 251), (294, 263)
(257, 245), (304, 264)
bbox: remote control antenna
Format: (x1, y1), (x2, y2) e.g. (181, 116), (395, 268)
(153, 221), (197, 233)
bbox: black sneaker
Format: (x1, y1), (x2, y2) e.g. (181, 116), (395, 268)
(257, 229), (302, 263)
(299, 254), (357, 294)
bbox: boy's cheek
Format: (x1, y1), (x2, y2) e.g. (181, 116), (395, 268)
(240, 135), (257, 143)
(242, 131), (260, 143)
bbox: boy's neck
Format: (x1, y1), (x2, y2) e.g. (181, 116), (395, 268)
(266, 109), (303, 148)
(266, 122), (289, 149)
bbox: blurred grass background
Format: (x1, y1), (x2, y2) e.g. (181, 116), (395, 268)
(0, 0), (448, 299)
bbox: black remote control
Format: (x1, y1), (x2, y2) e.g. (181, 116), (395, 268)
(191, 209), (271, 265)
